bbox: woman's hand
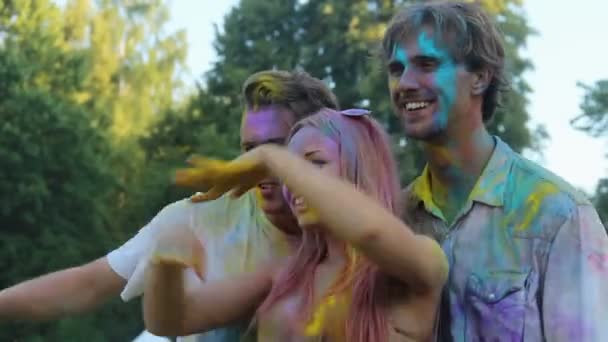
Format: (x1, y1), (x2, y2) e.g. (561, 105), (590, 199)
(150, 225), (205, 280)
(175, 146), (271, 202)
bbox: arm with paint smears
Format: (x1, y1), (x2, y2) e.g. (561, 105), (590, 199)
(142, 221), (274, 336)
(542, 204), (608, 341)
(143, 260), (275, 336)
(177, 145), (448, 294)
(260, 145), (449, 293)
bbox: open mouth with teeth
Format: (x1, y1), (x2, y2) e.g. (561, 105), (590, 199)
(292, 196), (306, 211)
(404, 101), (433, 111)
(258, 181), (279, 197)
(258, 182), (276, 190)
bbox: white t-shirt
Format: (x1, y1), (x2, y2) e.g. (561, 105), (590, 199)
(106, 191), (292, 342)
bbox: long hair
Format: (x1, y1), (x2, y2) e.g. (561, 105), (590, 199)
(256, 108), (402, 341)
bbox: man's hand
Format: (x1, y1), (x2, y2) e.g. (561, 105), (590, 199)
(175, 147), (270, 202)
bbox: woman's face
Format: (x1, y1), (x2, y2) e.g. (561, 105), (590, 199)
(284, 126), (341, 228)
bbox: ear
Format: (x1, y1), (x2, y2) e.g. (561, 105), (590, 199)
(471, 69), (492, 96)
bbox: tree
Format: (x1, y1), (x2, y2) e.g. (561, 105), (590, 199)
(0, 45), (141, 341)
(0, 0), (189, 338)
(572, 80), (608, 138)
(572, 79), (608, 225)
(121, 87), (241, 228)
(593, 178), (608, 226)
(201, 0), (543, 183)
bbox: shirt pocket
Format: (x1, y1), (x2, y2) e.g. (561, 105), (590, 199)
(464, 270), (533, 342)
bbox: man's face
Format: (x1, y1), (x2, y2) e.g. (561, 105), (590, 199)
(387, 30), (473, 141)
(240, 106), (296, 219)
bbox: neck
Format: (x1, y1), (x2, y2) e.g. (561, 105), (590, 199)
(324, 232), (346, 265)
(423, 123), (495, 218)
(267, 213), (302, 239)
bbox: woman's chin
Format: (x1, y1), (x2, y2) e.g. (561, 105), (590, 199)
(296, 212), (320, 230)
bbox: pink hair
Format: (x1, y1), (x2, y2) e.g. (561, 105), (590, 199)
(256, 108), (403, 341)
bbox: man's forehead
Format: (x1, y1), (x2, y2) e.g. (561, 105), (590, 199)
(391, 29), (451, 58)
(240, 105), (294, 144)
(241, 105), (294, 125)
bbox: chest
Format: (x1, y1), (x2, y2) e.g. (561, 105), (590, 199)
(259, 266), (436, 341)
(418, 205), (555, 341)
(199, 222), (290, 281)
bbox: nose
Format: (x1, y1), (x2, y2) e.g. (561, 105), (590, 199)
(397, 67), (419, 91)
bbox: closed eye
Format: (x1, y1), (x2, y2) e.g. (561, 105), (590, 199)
(310, 159), (327, 167)
(241, 137), (286, 152)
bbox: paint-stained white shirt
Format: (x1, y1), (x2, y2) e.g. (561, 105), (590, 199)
(107, 191), (292, 342)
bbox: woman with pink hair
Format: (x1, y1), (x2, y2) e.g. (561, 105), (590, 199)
(143, 108), (448, 341)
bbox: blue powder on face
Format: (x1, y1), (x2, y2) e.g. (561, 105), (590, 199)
(417, 31), (457, 131)
(392, 43), (409, 69)
(389, 31), (459, 134)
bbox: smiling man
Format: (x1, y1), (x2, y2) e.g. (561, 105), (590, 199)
(383, 2), (608, 341)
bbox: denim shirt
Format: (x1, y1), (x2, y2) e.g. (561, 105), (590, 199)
(403, 137), (608, 341)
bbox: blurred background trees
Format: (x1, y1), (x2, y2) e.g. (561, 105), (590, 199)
(572, 79), (608, 224)
(0, 0), (604, 339)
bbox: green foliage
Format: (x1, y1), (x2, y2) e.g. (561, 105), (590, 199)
(113, 90), (242, 232)
(572, 80), (608, 138)
(572, 79), (608, 225)
(0, 0), (188, 339)
(0, 45), (141, 341)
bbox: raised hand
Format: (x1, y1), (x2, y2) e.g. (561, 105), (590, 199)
(150, 225), (206, 280)
(174, 147), (270, 202)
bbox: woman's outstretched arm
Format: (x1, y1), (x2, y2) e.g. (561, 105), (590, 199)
(177, 145), (447, 294)
(258, 145), (448, 294)
(143, 253), (274, 336)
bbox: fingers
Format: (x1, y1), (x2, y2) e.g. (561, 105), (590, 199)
(174, 168), (206, 187)
(189, 192), (206, 202)
(186, 155), (231, 170)
(230, 185), (251, 198)
(174, 165), (220, 188)
(176, 157), (235, 189)
(190, 186), (226, 202)
(150, 227), (207, 281)
(150, 253), (191, 269)
(201, 186), (226, 201)
(186, 155), (213, 167)
(174, 170), (191, 187)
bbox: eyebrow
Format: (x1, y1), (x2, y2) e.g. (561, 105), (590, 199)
(388, 54), (441, 67)
(412, 55), (441, 62)
(304, 150), (321, 157)
(240, 137), (286, 148)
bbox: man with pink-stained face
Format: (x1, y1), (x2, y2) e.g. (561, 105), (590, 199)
(0, 70), (339, 342)
(239, 105), (300, 235)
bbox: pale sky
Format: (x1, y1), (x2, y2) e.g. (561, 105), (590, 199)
(168, 0), (608, 194)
